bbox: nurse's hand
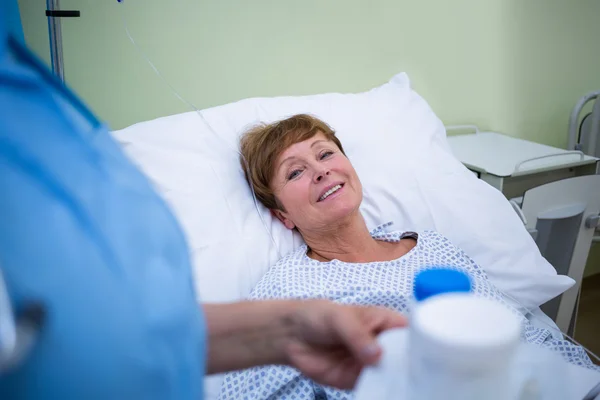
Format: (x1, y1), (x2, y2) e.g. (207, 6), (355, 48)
(205, 300), (406, 389)
(283, 300), (406, 389)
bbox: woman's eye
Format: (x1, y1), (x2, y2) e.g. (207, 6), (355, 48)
(320, 151), (333, 160)
(287, 170), (301, 180)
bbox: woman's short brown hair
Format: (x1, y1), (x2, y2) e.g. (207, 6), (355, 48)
(240, 114), (345, 210)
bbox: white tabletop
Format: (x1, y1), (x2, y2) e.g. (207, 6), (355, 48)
(447, 132), (598, 177)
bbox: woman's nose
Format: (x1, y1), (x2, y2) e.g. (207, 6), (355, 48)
(314, 170), (331, 183)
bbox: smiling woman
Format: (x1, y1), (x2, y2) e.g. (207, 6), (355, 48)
(271, 133), (361, 229)
(240, 114), (345, 208)
(240, 114), (412, 264)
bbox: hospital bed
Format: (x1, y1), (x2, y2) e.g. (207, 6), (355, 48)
(445, 90), (600, 337)
(106, 72), (600, 399)
(446, 126), (600, 335)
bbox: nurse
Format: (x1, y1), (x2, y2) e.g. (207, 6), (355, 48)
(0, 11), (405, 400)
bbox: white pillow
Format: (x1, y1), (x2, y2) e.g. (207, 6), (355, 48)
(112, 72), (573, 311)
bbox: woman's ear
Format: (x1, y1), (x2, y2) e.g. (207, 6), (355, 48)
(271, 209), (296, 230)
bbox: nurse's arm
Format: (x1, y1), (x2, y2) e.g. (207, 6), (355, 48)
(204, 300), (298, 374)
(203, 300), (406, 378)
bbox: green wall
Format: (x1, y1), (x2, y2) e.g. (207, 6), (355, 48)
(18, 0), (600, 275)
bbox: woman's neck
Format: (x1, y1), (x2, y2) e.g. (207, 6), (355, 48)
(301, 213), (386, 263)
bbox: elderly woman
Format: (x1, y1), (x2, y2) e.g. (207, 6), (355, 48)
(218, 115), (598, 400)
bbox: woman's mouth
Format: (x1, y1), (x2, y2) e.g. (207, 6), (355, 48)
(318, 184), (344, 202)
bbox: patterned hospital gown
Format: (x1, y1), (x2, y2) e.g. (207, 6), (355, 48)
(218, 223), (599, 400)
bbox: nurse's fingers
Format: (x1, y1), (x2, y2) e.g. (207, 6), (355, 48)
(331, 305), (407, 365)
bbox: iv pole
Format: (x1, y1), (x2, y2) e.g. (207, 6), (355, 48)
(45, 0), (80, 82)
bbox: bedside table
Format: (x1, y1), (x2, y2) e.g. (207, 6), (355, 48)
(446, 126), (599, 200)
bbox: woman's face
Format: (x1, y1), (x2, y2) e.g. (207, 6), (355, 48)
(270, 132), (363, 232)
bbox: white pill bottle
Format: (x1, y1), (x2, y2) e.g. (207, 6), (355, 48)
(408, 268), (522, 400)
(355, 268), (523, 400)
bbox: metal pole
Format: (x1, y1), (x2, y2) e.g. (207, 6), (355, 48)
(46, 0), (65, 82)
(568, 91), (600, 151)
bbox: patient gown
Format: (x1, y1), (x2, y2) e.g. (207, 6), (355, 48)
(218, 223), (599, 400)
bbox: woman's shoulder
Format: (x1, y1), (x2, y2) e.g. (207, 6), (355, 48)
(252, 245), (313, 285)
(248, 244), (318, 300)
(271, 244), (312, 268)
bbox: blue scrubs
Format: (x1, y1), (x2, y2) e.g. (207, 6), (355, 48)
(0, 14), (205, 400)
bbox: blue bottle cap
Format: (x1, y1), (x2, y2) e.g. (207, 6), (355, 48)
(414, 268), (472, 301)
